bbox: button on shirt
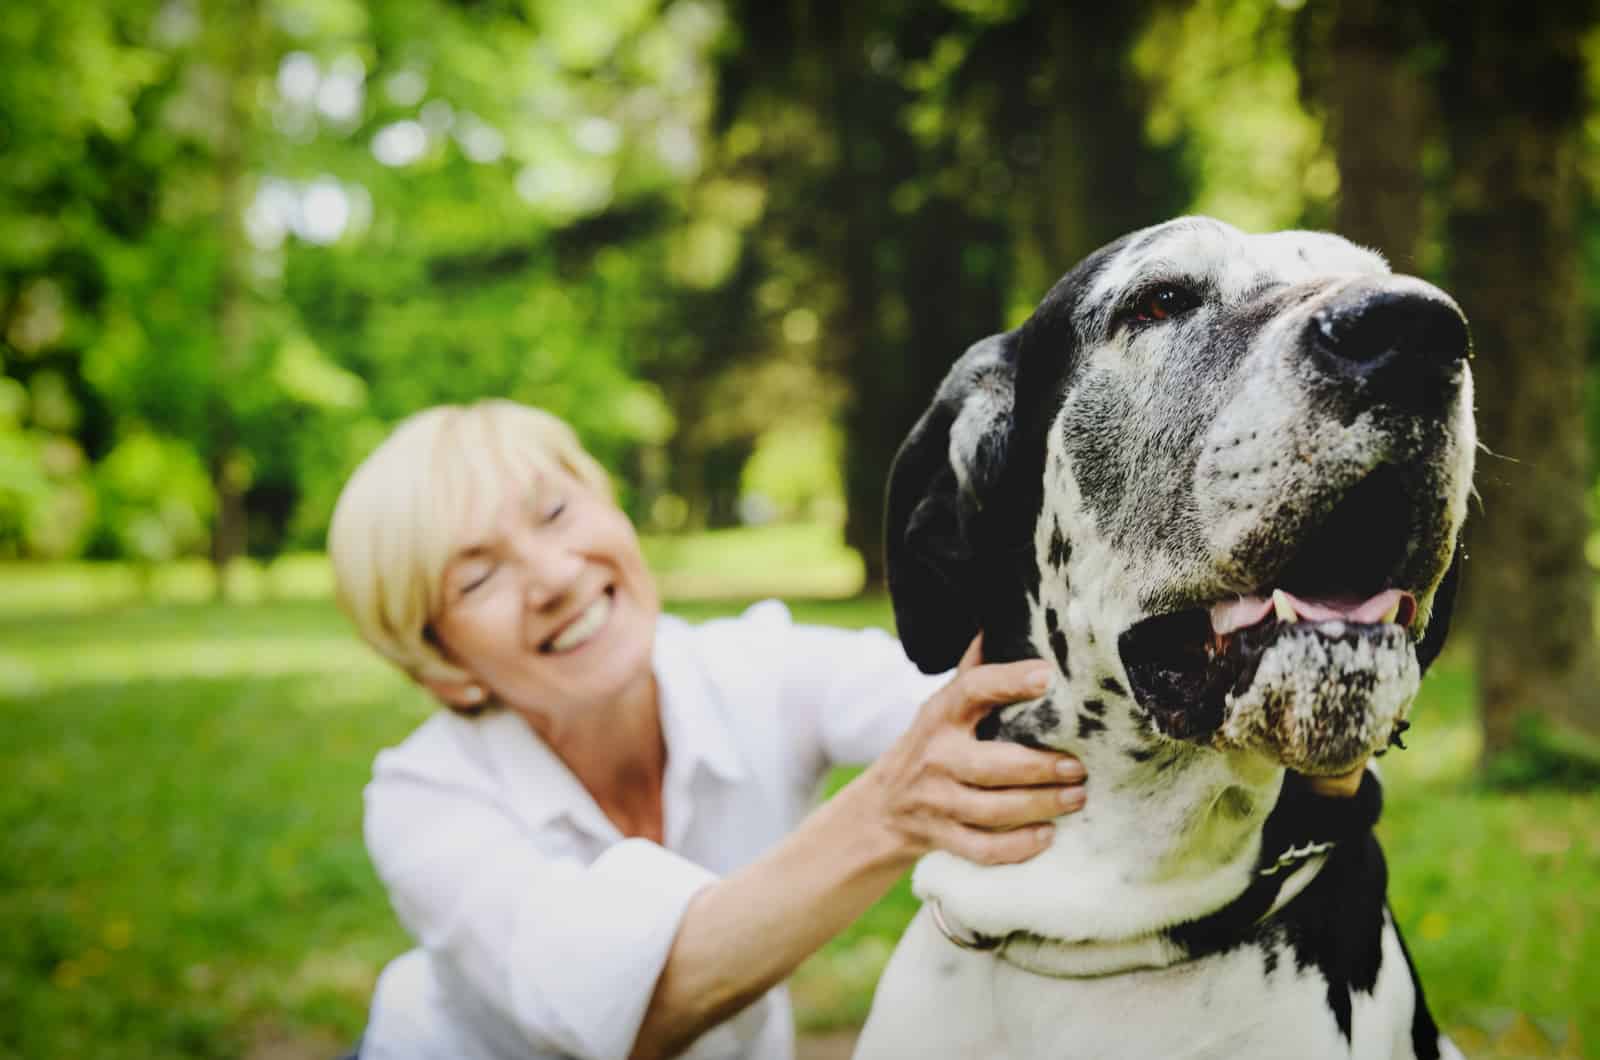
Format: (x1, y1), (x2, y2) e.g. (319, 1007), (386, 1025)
(360, 601), (947, 1060)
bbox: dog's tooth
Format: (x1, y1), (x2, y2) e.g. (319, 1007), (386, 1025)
(1272, 589), (1298, 624)
(1381, 602), (1400, 624)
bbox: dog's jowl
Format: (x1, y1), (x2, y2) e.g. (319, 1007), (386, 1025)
(859, 217), (1472, 1060)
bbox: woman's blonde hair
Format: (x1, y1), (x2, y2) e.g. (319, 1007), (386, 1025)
(328, 400), (612, 688)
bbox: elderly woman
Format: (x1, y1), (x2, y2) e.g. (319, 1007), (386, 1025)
(328, 400), (1088, 1060)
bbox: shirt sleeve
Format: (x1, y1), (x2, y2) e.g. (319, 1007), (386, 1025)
(740, 600), (950, 768)
(364, 755), (717, 1060)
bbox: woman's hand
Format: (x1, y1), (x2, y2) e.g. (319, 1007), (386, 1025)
(858, 635), (1086, 868)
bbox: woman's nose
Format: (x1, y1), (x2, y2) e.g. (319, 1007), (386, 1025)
(510, 538), (583, 609)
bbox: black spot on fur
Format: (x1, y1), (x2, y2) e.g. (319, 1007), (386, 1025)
(1076, 714), (1107, 739)
(1045, 606), (1060, 633)
(1163, 774), (1398, 1046)
(1049, 628), (1070, 678)
(1081, 698), (1107, 717)
(1099, 676), (1127, 697)
(1049, 517), (1071, 568)
(1395, 916), (1444, 1059)
(1216, 787), (1255, 819)
(1032, 700), (1061, 733)
(1262, 943), (1280, 977)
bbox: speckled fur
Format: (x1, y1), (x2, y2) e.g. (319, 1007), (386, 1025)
(1219, 624), (1421, 775)
(865, 217), (1474, 1060)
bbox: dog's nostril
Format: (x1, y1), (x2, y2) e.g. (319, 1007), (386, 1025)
(1308, 291), (1469, 410)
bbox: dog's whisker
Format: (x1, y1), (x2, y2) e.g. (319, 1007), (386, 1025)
(1476, 440), (1517, 463)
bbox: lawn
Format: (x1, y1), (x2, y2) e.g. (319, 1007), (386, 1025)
(0, 555), (1594, 1058)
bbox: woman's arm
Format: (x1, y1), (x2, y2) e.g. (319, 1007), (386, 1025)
(631, 641), (1084, 1059)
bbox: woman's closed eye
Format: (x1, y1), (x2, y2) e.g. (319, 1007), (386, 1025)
(455, 560), (498, 597)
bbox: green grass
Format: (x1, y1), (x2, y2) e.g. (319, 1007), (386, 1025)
(0, 522), (864, 622)
(0, 565), (1595, 1058)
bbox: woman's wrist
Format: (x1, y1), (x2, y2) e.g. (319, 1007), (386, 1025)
(832, 763), (925, 876)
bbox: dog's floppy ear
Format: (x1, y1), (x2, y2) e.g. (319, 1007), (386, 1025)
(1414, 540), (1464, 674)
(886, 333), (1018, 672)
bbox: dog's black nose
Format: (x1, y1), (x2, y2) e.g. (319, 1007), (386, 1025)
(1308, 291), (1469, 411)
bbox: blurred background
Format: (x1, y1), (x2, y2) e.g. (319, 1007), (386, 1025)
(1, 0), (1597, 1056)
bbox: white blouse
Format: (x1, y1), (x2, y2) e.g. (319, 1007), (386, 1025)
(360, 601), (946, 1060)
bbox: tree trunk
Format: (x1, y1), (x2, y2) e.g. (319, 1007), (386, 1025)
(714, 2), (1184, 592)
(1032, 3), (1191, 268)
(208, 0), (260, 597)
(1298, 0), (1431, 266)
(1431, 4), (1600, 753)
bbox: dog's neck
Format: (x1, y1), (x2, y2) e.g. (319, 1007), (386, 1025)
(916, 581), (1289, 944)
(915, 712), (1286, 943)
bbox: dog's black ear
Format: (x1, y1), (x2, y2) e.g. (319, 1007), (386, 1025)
(1414, 541), (1464, 674)
(886, 333), (1019, 672)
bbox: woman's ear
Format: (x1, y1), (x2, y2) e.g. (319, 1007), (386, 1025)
(885, 332), (1019, 673)
(419, 675), (489, 711)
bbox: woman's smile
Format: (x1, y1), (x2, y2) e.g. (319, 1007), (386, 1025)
(541, 587), (616, 654)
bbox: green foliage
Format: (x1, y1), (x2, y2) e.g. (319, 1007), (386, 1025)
(0, 421), (94, 561)
(1137, 0), (1333, 232)
(1482, 712), (1600, 791)
(92, 432), (214, 563)
(740, 419), (845, 523)
(1, 0), (730, 563)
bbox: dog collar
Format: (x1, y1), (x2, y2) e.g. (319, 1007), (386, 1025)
(927, 841), (1335, 979)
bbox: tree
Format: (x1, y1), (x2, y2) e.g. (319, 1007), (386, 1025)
(0, 0), (722, 566)
(1429, 2), (1600, 758)
(711, 1), (1190, 585)
(1295, 0), (1432, 267)
(710, 1), (1014, 579)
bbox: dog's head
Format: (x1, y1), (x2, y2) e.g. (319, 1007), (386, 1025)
(887, 217), (1475, 775)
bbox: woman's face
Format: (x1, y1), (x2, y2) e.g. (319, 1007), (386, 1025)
(427, 466), (660, 728)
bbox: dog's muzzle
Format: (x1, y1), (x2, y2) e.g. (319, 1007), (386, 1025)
(1117, 284), (1468, 774)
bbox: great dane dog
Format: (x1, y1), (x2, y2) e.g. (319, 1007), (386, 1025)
(858, 217), (1473, 1059)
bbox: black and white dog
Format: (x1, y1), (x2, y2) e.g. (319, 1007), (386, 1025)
(858, 217), (1472, 1059)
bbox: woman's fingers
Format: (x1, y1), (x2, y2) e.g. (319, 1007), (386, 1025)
(871, 642), (1087, 865)
(937, 821), (1057, 867)
(956, 632), (985, 674)
(935, 776), (1085, 831)
(950, 738), (1084, 788)
(938, 659), (1054, 725)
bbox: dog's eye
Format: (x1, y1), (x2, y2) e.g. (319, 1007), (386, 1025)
(1128, 285), (1201, 325)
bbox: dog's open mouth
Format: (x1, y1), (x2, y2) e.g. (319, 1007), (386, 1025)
(1118, 467), (1425, 771)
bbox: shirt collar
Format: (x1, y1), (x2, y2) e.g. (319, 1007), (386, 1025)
(652, 613), (747, 785)
(481, 613), (747, 840)
(481, 709), (616, 839)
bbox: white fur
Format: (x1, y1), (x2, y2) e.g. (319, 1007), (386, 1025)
(857, 906), (1436, 1059)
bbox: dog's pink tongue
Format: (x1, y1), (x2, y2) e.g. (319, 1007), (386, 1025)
(1209, 588), (1415, 634)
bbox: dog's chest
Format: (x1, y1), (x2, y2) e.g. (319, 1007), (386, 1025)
(858, 906), (1426, 1060)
